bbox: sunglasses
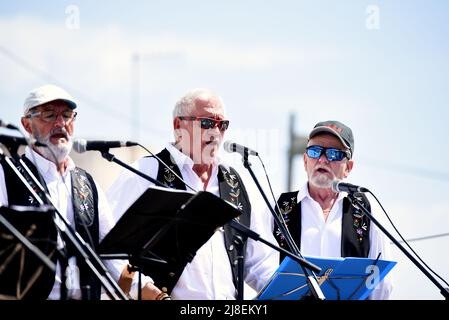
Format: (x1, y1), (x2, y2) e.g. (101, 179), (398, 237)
(26, 110), (77, 123)
(306, 145), (350, 162)
(178, 116), (230, 131)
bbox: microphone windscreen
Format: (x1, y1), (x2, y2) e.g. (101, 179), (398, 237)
(72, 139), (87, 153)
(331, 179), (341, 193)
(223, 140), (234, 153)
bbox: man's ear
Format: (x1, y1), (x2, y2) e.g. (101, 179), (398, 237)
(344, 159), (354, 178)
(21, 117), (33, 135)
(173, 118), (183, 143)
(303, 152), (308, 171)
(173, 117), (181, 129)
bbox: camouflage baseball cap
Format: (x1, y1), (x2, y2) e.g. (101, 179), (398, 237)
(309, 120), (354, 158)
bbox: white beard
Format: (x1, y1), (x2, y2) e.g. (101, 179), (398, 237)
(33, 127), (72, 164)
(310, 173), (333, 189)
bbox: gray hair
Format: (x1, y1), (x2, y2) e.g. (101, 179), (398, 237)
(172, 88), (225, 119)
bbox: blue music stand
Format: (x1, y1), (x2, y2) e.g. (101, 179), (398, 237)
(257, 255), (396, 300)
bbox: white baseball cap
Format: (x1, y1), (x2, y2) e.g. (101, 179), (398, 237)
(23, 84), (77, 115)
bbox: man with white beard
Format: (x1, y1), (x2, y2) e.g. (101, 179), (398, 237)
(0, 84), (126, 300)
(271, 120), (393, 300)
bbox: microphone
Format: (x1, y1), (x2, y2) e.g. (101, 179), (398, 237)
(331, 180), (369, 193)
(0, 119), (19, 130)
(223, 141), (258, 156)
(73, 139), (138, 153)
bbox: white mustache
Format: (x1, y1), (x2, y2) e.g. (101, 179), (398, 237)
(204, 134), (219, 145)
(314, 165), (331, 173)
(50, 127), (69, 139)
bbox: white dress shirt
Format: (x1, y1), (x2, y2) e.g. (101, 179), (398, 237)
(270, 182), (393, 300)
(107, 143), (279, 300)
(0, 147), (123, 299)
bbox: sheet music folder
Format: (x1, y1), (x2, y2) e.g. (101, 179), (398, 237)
(257, 255), (396, 300)
(98, 186), (242, 272)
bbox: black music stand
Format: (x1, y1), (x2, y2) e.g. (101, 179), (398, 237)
(98, 186), (242, 295)
(0, 205), (58, 300)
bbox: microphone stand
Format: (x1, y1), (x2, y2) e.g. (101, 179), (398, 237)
(2, 140), (72, 298)
(5, 154), (128, 300)
(96, 148), (170, 299)
(228, 219), (321, 272)
(346, 192), (449, 300)
(239, 151), (326, 300)
(99, 149), (166, 188)
(1, 126), (128, 299)
(228, 218), (323, 301)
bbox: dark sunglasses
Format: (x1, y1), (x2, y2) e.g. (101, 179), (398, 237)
(306, 145), (350, 162)
(178, 116), (230, 131)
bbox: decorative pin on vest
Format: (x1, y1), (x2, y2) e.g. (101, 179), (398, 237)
(163, 167), (176, 188)
(223, 170), (243, 212)
(352, 210), (368, 243)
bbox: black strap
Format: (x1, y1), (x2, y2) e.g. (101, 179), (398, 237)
(273, 191), (300, 262)
(219, 165), (251, 292)
(341, 193), (371, 258)
(71, 167), (101, 300)
(273, 190), (371, 261)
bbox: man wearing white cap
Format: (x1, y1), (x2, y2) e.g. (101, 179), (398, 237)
(0, 84), (158, 300)
(20, 84), (78, 169)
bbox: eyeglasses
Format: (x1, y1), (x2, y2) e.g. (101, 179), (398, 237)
(306, 145), (350, 162)
(178, 116), (230, 131)
(26, 110), (77, 123)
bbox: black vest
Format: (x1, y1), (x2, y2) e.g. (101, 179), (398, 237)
(0, 155), (100, 300)
(273, 190), (371, 261)
(146, 148), (251, 295)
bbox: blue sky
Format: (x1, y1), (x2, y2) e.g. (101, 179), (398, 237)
(1, 1), (448, 299)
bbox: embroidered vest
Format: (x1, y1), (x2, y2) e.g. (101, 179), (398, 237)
(0, 155), (100, 300)
(273, 190), (371, 262)
(145, 148), (251, 295)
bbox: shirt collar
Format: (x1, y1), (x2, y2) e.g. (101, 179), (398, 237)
(25, 146), (76, 178)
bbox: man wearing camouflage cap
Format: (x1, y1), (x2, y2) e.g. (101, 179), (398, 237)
(271, 120), (393, 299)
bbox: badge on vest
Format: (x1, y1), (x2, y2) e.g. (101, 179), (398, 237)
(275, 196), (297, 243)
(163, 167), (176, 188)
(75, 174), (91, 211)
(72, 168), (95, 227)
(352, 210), (368, 243)
(223, 171), (239, 189)
(223, 171), (244, 212)
(280, 197), (297, 223)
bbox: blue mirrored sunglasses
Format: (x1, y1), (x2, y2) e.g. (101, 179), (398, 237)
(306, 145), (350, 162)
